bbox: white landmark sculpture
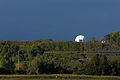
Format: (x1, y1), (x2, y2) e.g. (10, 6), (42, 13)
(75, 35), (84, 42)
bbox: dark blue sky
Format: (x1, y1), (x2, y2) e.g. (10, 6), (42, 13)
(0, 0), (120, 41)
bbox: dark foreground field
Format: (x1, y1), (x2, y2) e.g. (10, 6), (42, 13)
(0, 74), (120, 80)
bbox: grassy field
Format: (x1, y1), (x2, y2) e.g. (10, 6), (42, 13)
(0, 74), (120, 80)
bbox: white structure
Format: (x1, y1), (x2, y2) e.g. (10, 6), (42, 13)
(101, 40), (105, 43)
(75, 35), (84, 42)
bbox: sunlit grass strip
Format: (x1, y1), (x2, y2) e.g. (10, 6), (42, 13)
(44, 51), (77, 54)
(0, 74), (120, 79)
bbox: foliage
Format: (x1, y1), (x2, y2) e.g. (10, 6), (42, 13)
(104, 31), (120, 44)
(0, 31), (120, 75)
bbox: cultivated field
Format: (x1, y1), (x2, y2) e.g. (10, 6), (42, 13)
(0, 74), (120, 80)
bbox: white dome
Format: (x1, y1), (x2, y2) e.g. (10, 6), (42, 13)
(75, 35), (84, 42)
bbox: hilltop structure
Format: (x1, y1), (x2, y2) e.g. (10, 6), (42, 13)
(75, 35), (84, 42)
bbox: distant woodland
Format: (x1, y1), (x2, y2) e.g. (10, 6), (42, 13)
(0, 31), (120, 75)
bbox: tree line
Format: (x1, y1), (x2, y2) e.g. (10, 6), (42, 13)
(0, 31), (120, 75)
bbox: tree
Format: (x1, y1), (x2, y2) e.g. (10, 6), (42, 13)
(91, 37), (96, 43)
(84, 54), (110, 75)
(104, 31), (120, 44)
(30, 45), (44, 57)
(99, 55), (110, 75)
(27, 56), (43, 74)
